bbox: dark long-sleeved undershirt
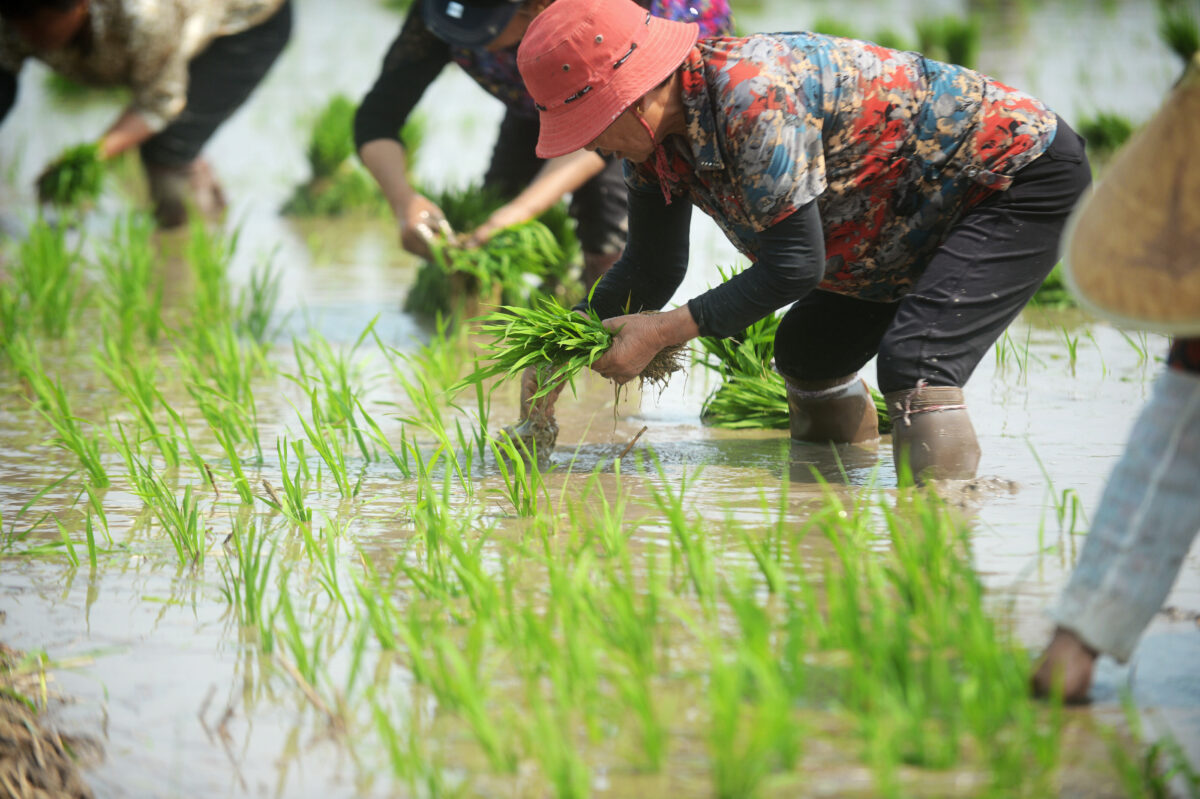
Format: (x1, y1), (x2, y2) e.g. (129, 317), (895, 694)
(353, 7), (450, 152)
(582, 186), (827, 339)
(0, 68), (16, 126)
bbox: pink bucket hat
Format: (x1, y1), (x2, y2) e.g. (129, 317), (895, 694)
(517, 0), (699, 158)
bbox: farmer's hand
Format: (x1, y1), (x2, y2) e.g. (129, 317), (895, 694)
(399, 195), (455, 261)
(592, 306), (699, 385)
(465, 201), (530, 248)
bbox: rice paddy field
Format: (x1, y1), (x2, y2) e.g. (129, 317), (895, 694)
(1, 0), (1198, 796)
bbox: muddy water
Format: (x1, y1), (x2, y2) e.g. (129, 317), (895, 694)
(1, 0), (1198, 795)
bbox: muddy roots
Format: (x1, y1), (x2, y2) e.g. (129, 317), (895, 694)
(637, 342), (687, 392)
(0, 644), (97, 799)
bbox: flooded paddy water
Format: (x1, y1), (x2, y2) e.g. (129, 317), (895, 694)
(1, 0), (1198, 796)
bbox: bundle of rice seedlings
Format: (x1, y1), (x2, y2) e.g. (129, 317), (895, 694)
(282, 96), (424, 216)
(1076, 111), (1135, 162)
(460, 298), (685, 401)
(696, 268), (891, 432)
(1159, 0), (1199, 64)
(915, 14), (981, 69)
(404, 185), (580, 317)
(36, 142), (104, 206)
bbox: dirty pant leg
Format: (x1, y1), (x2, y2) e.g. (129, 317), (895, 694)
(1051, 368), (1200, 662)
(140, 0), (293, 167)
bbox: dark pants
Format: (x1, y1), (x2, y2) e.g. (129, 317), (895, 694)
(483, 110), (627, 256)
(140, 1), (293, 167)
(774, 116), (1093, 395)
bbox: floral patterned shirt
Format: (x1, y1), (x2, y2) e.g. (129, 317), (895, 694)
(0, 0), (286, 131)
(355, 0), (732, 147)
(629, 33), (1059, 302)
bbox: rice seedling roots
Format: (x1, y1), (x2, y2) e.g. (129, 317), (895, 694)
(0, 644), (98, 799)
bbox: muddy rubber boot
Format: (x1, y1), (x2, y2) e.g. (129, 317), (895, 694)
(144, 158), (227, 230)
(884, 385), (980, 481)
(581, 251), (620, 292)
(785, 374), (880, 444)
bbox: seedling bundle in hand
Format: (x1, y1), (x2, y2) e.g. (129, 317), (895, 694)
(405, 186), (578, 317)
(460, 298), (685, 401)
(36, 143), (105, 207)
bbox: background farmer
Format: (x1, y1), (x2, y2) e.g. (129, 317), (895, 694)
(0, 0), (293, 228)
(516, 0), (1092, 480)
(353, 0), (731, 288)
(1033, 55), (1200, 703)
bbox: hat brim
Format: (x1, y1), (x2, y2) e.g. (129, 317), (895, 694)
(422, 0), (522, 48)
(1062, 55), (1200, 335)
(534, 18), (699, 158)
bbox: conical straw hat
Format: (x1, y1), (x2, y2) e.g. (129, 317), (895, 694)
(1063, 53), (1200, 334)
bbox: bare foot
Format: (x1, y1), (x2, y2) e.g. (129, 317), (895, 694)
(1032, 627), (1098, 704)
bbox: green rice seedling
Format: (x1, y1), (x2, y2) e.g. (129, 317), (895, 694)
(520, 687), (591, 799)
(273, 579), (324, 688)
(915, 14), (981, 68)
(193, 391), (256, 505)
(0, 474), (73, 554)
(9, 217), (86, 340)
(286, 323), (375, 460)
(1159, 0), (1200, 64)
(1120, 328), (1151, 363)
(647, 463), (717, 606)
(9, 336), (108, 488)
(1077, 111), (1136, 161)
(261, 438), (312, 523)
(218, 515), (276, 633)
(298, 521), (349, 615)
(0, 281), (21, 356)
(36, 142), (105, 206)
(487, 430), (549, 517)
(93, 333), (181, 469)
(355, 398), (413, 479)
(236, 257), (284, 345)
(796, 481), (1063, 794)
(705, 631), (799, 799)
(461, 298), (685, 401)
(1060, 325), (1080, 370)
(185, 216), (240, 328)
(1106, 691), (1200, 798)
(178, 326), (266, 438)
(127, 456), (208, 565)
(96, 213), (164, 351)
(294, 386), (362, 499)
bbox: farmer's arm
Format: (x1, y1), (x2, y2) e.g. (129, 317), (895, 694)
(469, 151), (607, 243)
(100, 4), (188, 158)
(0, 67), (15, 125)
(592, 200), (826, 383)
(581, 183), (693, 318)
(355, 8), (451, 258)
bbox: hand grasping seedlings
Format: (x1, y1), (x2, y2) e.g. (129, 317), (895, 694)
(36, 142), (105, 207)
(459, 298), (686, 400)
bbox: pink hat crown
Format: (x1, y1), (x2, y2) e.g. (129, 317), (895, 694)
(517, 0), (699, 158)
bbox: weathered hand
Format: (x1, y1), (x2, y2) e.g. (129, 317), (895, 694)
(591, 313), (670, 385)
(399, 195), (454, 260)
